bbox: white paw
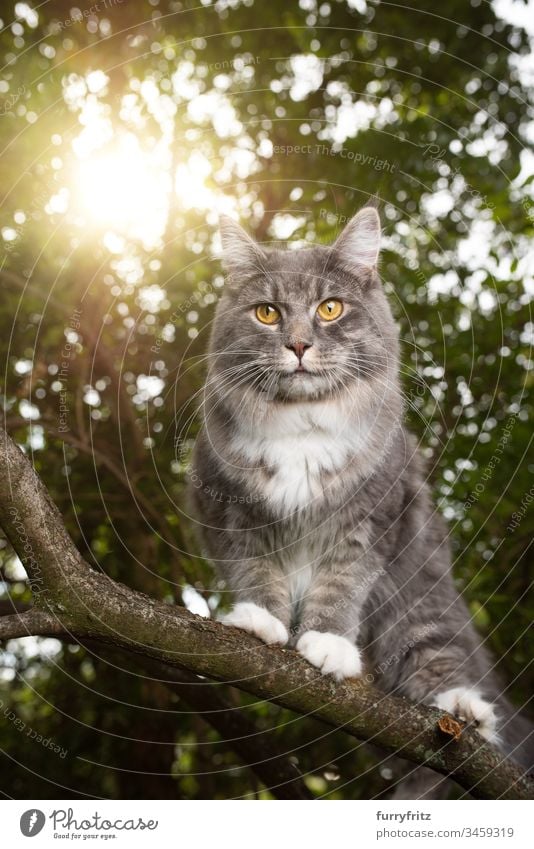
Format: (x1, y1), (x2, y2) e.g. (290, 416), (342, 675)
(432, 687), (499, 743)
(297, 630), (362, 681)
(220, 602), (288, 645)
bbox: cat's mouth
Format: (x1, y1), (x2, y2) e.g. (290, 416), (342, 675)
(275, 367), (328, 394)
(279, 366), (312, 376)
(257, 366), (341, 402)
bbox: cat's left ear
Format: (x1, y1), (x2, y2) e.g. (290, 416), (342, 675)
(331, 206), (381, 273)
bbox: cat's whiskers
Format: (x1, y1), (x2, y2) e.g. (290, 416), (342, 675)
(174, 362), (268, 451)
(176, 363), (263, 420)
(172, 332), (276, 384)
(335, 363), (442, 444)
(342, 343), (449, 432)
(227, 367), (275, 425)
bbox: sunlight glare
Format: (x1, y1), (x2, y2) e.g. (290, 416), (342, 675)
(174, 151), (214, 210)
(76, 133), (171, 250)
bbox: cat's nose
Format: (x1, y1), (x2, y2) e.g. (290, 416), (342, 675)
(286, 341), (312, 361)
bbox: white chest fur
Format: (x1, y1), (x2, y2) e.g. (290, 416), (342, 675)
(232, 400), (372, 514)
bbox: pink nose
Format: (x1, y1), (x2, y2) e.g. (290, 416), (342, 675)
(286, 341), (311, 361)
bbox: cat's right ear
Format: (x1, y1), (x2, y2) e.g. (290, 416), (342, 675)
(219, 216), (267, 275)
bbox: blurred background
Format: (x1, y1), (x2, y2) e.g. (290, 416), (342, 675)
(0, 0), (532, 799)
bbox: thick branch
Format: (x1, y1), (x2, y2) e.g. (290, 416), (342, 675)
(5, 415), (186, 584)
(1, 425), (532, 800)
(0, 422), (86, 595)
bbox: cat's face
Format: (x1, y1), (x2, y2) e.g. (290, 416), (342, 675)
(209, 208), (399, 404)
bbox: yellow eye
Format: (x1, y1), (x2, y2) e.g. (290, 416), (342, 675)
(255, 303), (281, 325)
(317, 299), (343, 321)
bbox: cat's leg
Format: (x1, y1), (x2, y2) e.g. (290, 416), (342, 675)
(431, 687), (499, 743)
(297, 630), (362, 680)
(218, 560), (291, 646)
(388, 643), (499, 798)
(397, 645), (500, 744)
(221, 601), (289, 645)
(295, 553), (376, 681)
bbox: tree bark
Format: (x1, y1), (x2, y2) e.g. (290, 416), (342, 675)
(1, 425), (532, 800)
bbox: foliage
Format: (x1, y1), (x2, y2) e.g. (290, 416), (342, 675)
(0, 0), (532, 799)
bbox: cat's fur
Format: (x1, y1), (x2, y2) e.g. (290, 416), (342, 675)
(189, 208), (532, 797)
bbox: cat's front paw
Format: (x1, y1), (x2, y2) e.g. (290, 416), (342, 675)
(297, 630), (362, 681)
(220, 602), (289, 645)
(432, 687), (499, 743)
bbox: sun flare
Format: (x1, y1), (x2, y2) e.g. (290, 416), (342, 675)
(75, 133), (171, 250)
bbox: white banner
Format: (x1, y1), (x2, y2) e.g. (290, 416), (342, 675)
(1, 799), (532, 848)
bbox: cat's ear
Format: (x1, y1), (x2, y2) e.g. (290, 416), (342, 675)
(331, 207), (381, 273)
(219, 216), (266, 274)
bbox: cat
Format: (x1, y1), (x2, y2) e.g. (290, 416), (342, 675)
(189, 206), (533, 797)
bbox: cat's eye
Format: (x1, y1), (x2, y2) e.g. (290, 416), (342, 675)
(317, 299), (343, 321)
(255, 303), (281, 325)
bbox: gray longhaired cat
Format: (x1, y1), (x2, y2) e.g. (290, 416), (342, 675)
(189, 207), (532, 797)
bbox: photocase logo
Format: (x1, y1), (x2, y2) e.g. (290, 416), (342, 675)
(20, 809), (46, 837)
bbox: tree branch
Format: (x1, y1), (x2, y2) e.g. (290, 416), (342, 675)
(1, 424), (532, 799)
(6, 415), (186, 585)
(0, 609), (67, 640)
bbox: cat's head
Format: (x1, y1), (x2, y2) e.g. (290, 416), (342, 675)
(209, 207), (399, 405)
